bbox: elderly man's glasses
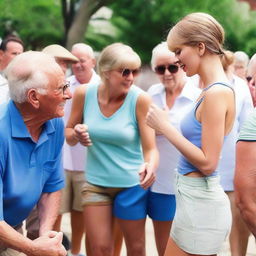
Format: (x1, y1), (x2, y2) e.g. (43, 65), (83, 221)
(119, 68), (140, 77)
(155, 64), (179, 75)
(61, 81), (70, 94)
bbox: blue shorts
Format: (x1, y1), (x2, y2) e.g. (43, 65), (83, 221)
(113, 185), (148, 220)
(148, 190), (176, 221)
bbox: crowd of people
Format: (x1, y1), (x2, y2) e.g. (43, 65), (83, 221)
(0, 11), (256, 256)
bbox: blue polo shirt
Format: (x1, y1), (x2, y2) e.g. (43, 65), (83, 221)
(0, 101), (65, 226)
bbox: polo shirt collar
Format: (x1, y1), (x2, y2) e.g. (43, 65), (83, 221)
(9, 100), (55, 140)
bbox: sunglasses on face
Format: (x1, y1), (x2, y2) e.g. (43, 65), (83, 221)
(246, 76), (252, 83)
(154, 64), (179, 75)
(119, 68), (140, 77)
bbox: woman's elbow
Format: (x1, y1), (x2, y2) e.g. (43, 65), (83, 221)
(199, 162), (218, 176)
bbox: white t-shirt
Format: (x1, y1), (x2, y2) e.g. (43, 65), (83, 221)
(217, 75), (253, 191)
(0, 73), (9, 104)
(147, 78), (201, 194)
(63, 70), (100, 171)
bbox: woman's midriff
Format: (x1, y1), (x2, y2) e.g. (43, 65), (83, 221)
(184, 171), (205, 177)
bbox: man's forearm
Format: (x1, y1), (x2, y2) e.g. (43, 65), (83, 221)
(37, 191), (61, 235)
(0, 221), (33, 254)
(235, 185), (256, 236)
(235, 141), (256, 235)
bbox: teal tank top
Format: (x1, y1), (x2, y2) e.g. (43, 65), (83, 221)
(83, 83), (144, 187)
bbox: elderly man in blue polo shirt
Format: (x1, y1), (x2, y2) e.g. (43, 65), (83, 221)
(0, 51), (71, 256)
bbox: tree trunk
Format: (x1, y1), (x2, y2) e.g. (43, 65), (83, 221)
(65, 0), (114, 50)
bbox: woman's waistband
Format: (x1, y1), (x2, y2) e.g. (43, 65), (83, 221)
(175, 172), (220, 188)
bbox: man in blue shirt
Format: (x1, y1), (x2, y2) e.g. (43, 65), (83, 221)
(0, 51), (71, 256)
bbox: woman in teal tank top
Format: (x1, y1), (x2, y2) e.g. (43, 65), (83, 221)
(66, 43), (159, 256)
(147, 13), (236, 256)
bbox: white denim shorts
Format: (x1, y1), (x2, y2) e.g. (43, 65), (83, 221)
(171, 173), (232, 255)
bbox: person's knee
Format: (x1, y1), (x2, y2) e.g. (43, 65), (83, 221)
(90, 243), (113, 256)
(126, 240), (145, 256)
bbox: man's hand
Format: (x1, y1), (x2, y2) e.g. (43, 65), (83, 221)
(27, 231), (66, 256)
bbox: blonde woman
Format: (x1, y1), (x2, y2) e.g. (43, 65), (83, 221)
(66, 43), (158, 256)
(147, 13), (235, 256)
(147, 42), (201, 256)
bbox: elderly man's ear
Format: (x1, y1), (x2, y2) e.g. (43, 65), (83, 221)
(27, 89), (40, 109)
(0, 50), (4, 61)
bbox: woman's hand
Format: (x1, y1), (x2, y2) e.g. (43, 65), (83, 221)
(146, 104), (170, 135)
(139, 162), (156, 189)
(73, 124), (92, 146)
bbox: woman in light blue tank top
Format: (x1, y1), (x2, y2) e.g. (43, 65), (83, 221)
(65, 43), (159, 256)
(147, 13), (235, 256)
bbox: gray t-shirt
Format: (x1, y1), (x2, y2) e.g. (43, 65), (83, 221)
(238, 108), (256, 142)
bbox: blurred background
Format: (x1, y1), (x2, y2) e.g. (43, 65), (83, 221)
(1, 0), (256, 65)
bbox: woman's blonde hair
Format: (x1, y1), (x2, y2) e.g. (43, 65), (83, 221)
(167, 12), (225, 55)
(97, 43), (141, 78)
(221, 50), (234, 71)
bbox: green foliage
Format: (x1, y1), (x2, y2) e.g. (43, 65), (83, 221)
(0, 0), (256, 61)
(0, 0), (64, 50)
(109, 0), (256, 63)
(85, 24), (116, 51)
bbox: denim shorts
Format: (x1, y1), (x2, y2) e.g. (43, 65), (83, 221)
(171, 173), (232, 255)
(148, 191), (176, 221)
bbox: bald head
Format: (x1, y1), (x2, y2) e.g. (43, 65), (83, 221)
(5, 51), (63, 103)
(247, 54), (256, 78)
(71, 43), (96, 83)
(71, 43), (95, 59)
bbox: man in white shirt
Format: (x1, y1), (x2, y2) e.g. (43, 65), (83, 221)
(0, 35), (24, 104)
(55, 43), (100, 256)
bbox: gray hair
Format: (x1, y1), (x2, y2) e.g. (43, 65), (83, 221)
(234, 51), (249, 67)
(71, 43), (95, 59)
(151, 42), (175, 70)
(5, 51), (61, 103)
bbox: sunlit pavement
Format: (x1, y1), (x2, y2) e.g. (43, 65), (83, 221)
(62, 213), (256, 256)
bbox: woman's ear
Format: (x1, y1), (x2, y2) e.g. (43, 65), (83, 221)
(198, 42), (206, 57)
(103, 71), (110, 80)
(27, 89), (40, 109)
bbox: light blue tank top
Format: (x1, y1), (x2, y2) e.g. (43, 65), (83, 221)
(83, 83), (144, 187)
(178, 82), (233, 176)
